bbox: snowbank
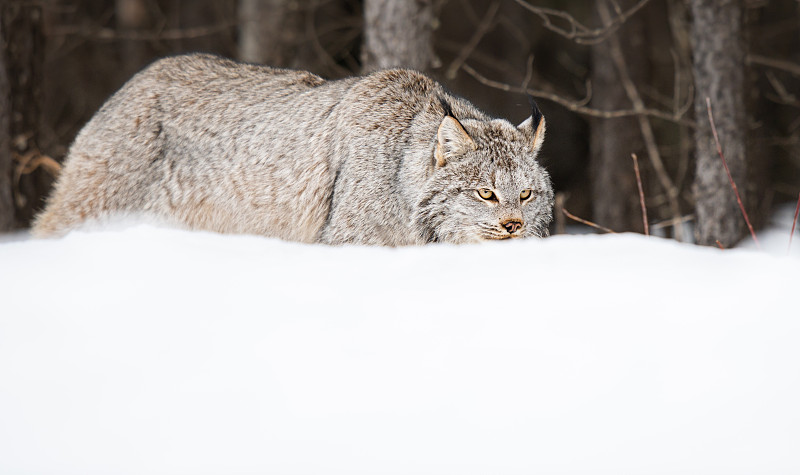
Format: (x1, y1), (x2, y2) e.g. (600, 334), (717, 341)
(1, 221), (798, 474)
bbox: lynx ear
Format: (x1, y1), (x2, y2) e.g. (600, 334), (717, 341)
(518, 96), (546, 155)
(435, 115), (476, 167)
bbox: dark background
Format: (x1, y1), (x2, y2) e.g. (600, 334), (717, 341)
(2, 0), (798, 246)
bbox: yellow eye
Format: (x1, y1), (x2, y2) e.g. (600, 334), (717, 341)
(520, 189), (532, 200)
(478, 189), (495, 200)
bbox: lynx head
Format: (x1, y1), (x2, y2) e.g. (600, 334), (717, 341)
(415, 99), (553, 243)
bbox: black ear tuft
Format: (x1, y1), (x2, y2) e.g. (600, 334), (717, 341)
(528, 95), (543, 133)
(439, 96), (455, 119)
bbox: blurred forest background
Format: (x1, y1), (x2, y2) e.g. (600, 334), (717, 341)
(1, 0), (799, 246)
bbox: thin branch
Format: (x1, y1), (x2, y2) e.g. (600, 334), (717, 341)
(307, 1), (351, 77)
(670, 48), (683, 115)
(496, 15), (532, 50)
(12, 149), (61, 209)
(562, 208), (617, 234)
(651, 214), (694, 230)
(521, 54), (534, 90)
(455, 0), (482, 25)
(445, 1), (501, 79)
(789, 192), (800, 254)
(439, 41), (522, 80)
(49, 22), (237, 41)
(764, 71), (799, 106)
(705, 97), (760, 249)
(461, 64), (695, 127)
(512, 0), (653, 45)
(666, 0), (693, 196)
(13, 150), (61, 177)
(747, 54), (800, 77)
(631, 153), (649, 236)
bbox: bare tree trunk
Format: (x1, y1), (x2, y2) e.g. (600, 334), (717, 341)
(362, 0), (434, 72)
(1, 2), (50, 227)
(0, 17), (13, 231)
(171, 1), (237, 57)
(691, 0), (747, 246)
(742, 5), (772, 231)
(238, 0), (317, 70)
(590, 0), (647, 233)
(115, 0), (152, 78)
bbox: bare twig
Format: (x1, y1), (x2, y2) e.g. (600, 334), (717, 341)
(562, 208), (617, 234)
(631, 153), (649, 236)
(49, 23), (237, 41)
(651, 214), (694, 230)
(788, 192), (800, 254)
(461, 64), (695, 127)
(496, 15), (532, 50)
(521, 54), (535, 90)
(11, 149), (62, 209)
(747, 54), (800, 77)
(666, 0), (693, 196)
(671, 49), (681, 115)
(716, 240), (725, 250)
(439, 41), (521, 80)
(705, 97), (760, 249)
(765, 71), (796, 101)
(512, 0), (653, 45)
(763, 71), (800, 107)
(13, 150), (61, 177)
(455, 0), (482, 25)
(306, 1), (351, 77)
(446, 1), (500, 79)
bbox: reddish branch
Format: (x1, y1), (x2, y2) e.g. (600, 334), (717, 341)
(705, 97), (760, 249)
(789, 192), (800, 254)
(561, 208), (617, 234)
(631, 153), (649, 236)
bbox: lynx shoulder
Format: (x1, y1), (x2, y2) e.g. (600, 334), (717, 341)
(33, 53), (554, 245)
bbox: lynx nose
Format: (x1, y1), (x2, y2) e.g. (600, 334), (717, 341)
(502, 219), (523, 234)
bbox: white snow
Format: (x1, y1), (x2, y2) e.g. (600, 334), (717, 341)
(1, 211), (798, 475)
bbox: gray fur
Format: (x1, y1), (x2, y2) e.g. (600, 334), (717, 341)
(33, 53), (554, 245)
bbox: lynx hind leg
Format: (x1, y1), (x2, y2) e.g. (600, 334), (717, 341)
(31, 155), (115, 237)
(30, 206), (71, 238)
(31, 188), (92, 238)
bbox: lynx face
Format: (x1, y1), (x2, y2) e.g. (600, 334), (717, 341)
(415, 113), (554, 244)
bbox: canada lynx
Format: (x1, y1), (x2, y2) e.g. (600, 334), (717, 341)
(34, 54), (554, 245)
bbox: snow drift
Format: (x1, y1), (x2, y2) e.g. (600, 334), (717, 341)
(1, 218), (798, 474)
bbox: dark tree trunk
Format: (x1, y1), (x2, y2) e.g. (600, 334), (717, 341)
(0, 16), (13, 231)
(362, 0), (434, 72)
(1, 2), (50, 227)
(742, 5), (773, 231)
(238, 0), (317, 70)
(115, 0), (153, 78)
(590, 0), (648, 233)
(170, 1), (237, 56)
(691, 0), (748, 247)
